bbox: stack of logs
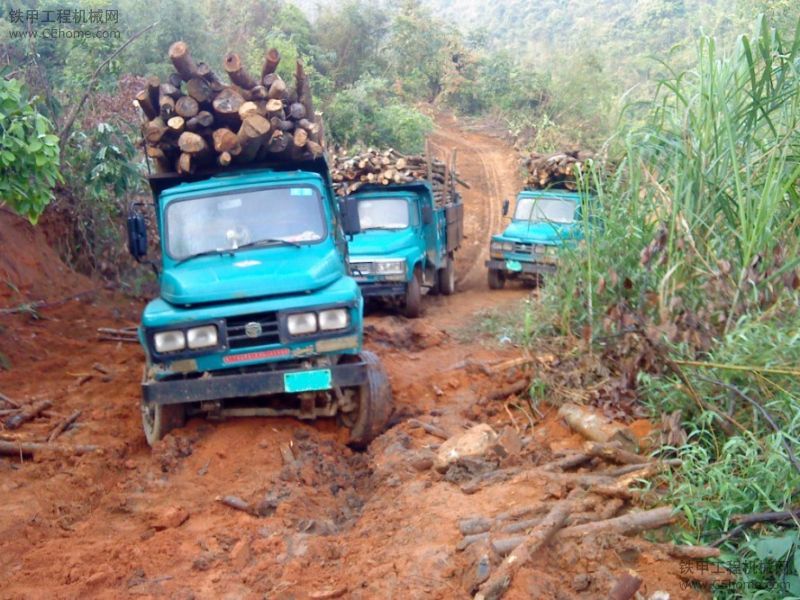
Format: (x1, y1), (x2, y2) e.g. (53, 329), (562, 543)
(135, 42), (323, 175)
(523, 150), (593, 190)
(330, 148), (467, 207)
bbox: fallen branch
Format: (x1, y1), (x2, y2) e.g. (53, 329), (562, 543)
(0, 289), (97, 316)
(407, 418), (449, 440)
(557, 403), (638, 451)
(475, 492), (580, 600)
(558, 506), (676, 539)
(216, 495), (257, 516)
(732, 507), (800, 526)
(659, 543), (720, 560)
(4, 400), (52, 429)
(0, 440), (98, 457)
(489, 357), (533, 373)
(485, 380), (529, 402)
(541, 452), (593, 471)
(0, 392), (21, 408)
(584, 441), (648, 465)
(47, 410), (81, 442)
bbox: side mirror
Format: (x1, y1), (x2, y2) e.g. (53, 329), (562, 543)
(421, 205), (433, 225)
(127, 210), (148, 260)
(502, 199), (510, 217)
(341, 197), (361, 236)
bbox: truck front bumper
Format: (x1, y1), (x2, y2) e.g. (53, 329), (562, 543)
(143, 360), (368, 406)
(485, 259), (558, 275)
(356, 281), (407, 298)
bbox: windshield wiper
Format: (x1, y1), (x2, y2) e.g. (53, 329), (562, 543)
(175, 248), (235, 266)
(235, 237), (302, 250)
(363, 225), (404, 231)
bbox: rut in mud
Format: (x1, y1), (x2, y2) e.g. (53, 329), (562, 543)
(0, 116), (699, 599)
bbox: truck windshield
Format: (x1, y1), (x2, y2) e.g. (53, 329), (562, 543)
(357, 198), (410, 230)
(514, 197), (576, 224)
(165, 185), (325, 260)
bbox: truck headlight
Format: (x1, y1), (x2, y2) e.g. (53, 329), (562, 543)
(375, 260), (405, 275)
(154, 330), (186, 353)
(491, 241), (502, 251)
(287, 312), (318, 335)
(545, 246), (558, 255)
(502, 242), (513, 251)
(187, 325), (218, 349)
(319, 308), (349, 331)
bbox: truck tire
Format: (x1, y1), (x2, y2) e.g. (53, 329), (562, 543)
(141, 400), (186, 446)
(345, 351), (393, 449)
(403, 270), (422, 318)
(488, 268), (506, 290)
(438, 255), (456, 295)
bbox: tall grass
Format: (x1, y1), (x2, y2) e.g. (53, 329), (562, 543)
(536, 16), (800, 598)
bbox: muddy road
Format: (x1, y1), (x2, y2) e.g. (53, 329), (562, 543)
(0, 117), (696, 599)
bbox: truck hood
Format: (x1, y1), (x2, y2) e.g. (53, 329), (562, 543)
(348, 229), (418, 256)
(160, 245), (344, 306)
(501, 220), (580, 244)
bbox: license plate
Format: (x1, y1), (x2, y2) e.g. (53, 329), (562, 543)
(284, 369), (332, 393)
(506, 260), (522, 272)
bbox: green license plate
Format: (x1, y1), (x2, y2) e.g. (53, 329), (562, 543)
(506, 259), (522, 272)
(284, 369), (332, 393)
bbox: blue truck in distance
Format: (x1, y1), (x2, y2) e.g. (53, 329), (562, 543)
(126, 157), (392, 447)
(346, 182), (464, 317)
(486, 189), (586, 288)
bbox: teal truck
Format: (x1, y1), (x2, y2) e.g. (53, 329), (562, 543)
(126, 157), (392, 447)
(346, 182), (463, 317)
(486, 189), (585, 288)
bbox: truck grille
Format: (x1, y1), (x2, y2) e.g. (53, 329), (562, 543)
(513, 242), (533, 254)
(225, 312), (281, 349)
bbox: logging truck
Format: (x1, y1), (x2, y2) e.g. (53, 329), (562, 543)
(347, 181), (464, 317)
(126, 157), (392, 447)
(486, 189), (587, 288)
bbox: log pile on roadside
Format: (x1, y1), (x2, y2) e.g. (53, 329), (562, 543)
(420, 402), (734, 599)
(0, 391), (95, 457)
(134, 42), (323, 175)
(330, 148), (468, 207)
(523, 150), (593, 190)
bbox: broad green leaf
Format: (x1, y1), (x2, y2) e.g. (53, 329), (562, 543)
(753, 534), (796, 561)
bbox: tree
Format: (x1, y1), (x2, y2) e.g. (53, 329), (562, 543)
(0, 77), (61, 223)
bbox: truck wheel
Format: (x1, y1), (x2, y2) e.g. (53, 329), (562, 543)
(403, 271), (422, 318)
(141, 400), (186, 447)
(488, 268), (506, 290)
(344, 351), (393, 449)
(438, 255), (456, 295)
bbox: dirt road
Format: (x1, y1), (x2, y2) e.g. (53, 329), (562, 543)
(0, 118), (697, 599)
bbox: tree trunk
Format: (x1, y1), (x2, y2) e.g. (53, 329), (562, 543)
(169, 41), (199, 81)
(236, 115), (270, 162)
(144, 117), (168, 144)
(178, 131), (209, 155)
(177, 152), (193, 175)
(261, 47), (281, 80)
(295, 60), (315, 124)
(186, 77), (213, 104)
(135, 89), (157, 120)
(224, 52), (259, 90)
(186, 111), (214, 131)
(212, 88), (245, 124)
(212, 128), (241, 155)
(267, 76), (287, 100)
(175, 95), (199, 119)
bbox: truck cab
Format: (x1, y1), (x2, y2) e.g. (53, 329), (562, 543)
(127, 158), (392, 447)
(346, 182), (462, 317)
(486, 190), (585, 289)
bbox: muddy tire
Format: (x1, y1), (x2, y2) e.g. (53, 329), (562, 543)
(141, 400), (186, 447)
(488, 268), (506, 290)
(345, 351), (393, 449)
(438, 255), (456, 295)
(403, 270), (422, 318)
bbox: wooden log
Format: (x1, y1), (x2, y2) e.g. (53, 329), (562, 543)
(146, 145), (171, 173)
(288, 102), (306, 120)
(175, 95), (199, 119)
(261, 47), (281, 79)
(265, 98), (284, 117)
(4, 400), (52, 429)
(167, 72), (183, 89)
(186, 111), (213, 131)
(584, 442), (647, 465)
(476, 493), (580, 600)
(608, 570), (642, 600)
(558, 404), (638, 451)
(659, 543), (721, 560)
(0, 440), (98, 457)
(238, 101), (262, 120)
(236, 115), (270, 162)
(146, 75), (161, 111)
(159, 93), (175, 121)
(295, 60), (314, 123)
(266, 129), (290, 154)
(558, 506), (676, 539)
(306, 140), (323, 158)
(177, 152), (194, 175)
(270, 117), (294, 132)
(169, 41), (199, 81)
(212, 88), (245, 123)
(166, 116), (185, 135)
(186, 77), (213, 104)
(212, 128), (241, 155)
(135, 89), (157, 120)
(198, 62), (225, 92)
(178, 131), (209, 155)
(268, 76), (287, 100)
(47, 410), (81, 442)
(224, 52), (259, 90)
(250, 85), (268, 100)
(218, 151), (232, 167)
(159, 83), (180, 99)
